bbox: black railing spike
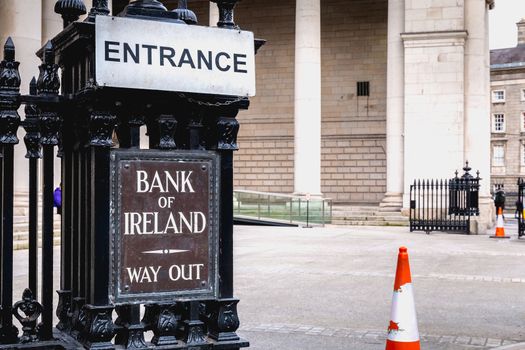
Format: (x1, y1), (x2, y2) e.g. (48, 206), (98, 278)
(4, 37), (15, 61)
(29, 77), (37, 96)
(43, 41), (54, 65)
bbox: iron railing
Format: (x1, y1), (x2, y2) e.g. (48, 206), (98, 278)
(409, 163), (480, 234)
(233, 190), (332, 226)
(518, 178), (525, 238)
(0, 1), (256, 349)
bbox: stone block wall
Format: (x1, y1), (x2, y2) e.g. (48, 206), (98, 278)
(233, 0), (388, 204)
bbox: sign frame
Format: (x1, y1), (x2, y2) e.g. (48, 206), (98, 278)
(95, 15), (256, 97)
(108, 149), (220, 304)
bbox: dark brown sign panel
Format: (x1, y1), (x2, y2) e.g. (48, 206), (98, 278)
(109, 150), (219, 304)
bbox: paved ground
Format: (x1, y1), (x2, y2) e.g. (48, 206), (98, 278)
(10, 220), (525, 349)
(234, 222), (525, 350)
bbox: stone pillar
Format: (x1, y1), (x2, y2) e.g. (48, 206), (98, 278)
(42, 0), (62, 43)
(209, 2), (219, 27)
(402, 0), (468, 208)
(380, 0), (404, 212)
(293, 0), (321, 196)
(0, 1), (42, 203)
(464, 0), (494, 232)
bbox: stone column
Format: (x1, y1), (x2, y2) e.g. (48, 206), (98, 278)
(42, 0), (62, 43)
(380, 0), (405, 212)
(0, 1), (42, 203)
(209, 2), (219, 27)
(464, 0), (493, 232)
(293, 0), (321, 196)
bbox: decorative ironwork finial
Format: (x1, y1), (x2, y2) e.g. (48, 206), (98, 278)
(13, 289), (43, 343)
(0, 37), (21, 146)
(210, 0), (240, 29)
(0, 37), (21, 92)
(4, 37), (15, 61)
(127, 0), (167, 11)
(29, 76), (37, 95)
(172, 0), (198, 24)
(87, 0), (110, 21)
(37, 41), (60, 95)
(23, 78), (42, 159)
(463, 161), (471, 174)
(54, 0), (87, 28)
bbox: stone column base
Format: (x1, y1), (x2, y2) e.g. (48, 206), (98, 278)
(379, 192), (403, 212)
(469, 196), (495, 235)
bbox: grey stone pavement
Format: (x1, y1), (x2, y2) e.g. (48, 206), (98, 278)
(10, 219), (525, 349)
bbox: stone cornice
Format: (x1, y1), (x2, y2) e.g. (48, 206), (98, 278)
(401, 30), (468, 48)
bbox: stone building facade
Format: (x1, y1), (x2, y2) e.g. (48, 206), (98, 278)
(1, 0), (496, 231)
(490, 19), (525, 195)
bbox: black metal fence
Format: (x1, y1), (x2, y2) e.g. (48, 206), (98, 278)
(409, 163), (480, 234)
(518, 178), (525, 238)
(0, 1), (257, 349)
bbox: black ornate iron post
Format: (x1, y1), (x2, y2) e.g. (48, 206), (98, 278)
(206, 114), (242, 342)
(21, 77), (41, 301)
(0, 1), (263, 347)
(87, 0), (110, 21)
(37, 40), (61, 342)
(210, 0), (240, 28)
(0, 37), (21, 345)
(81, 109), (117, 350)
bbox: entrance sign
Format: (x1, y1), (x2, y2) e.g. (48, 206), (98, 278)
(95, 16), (256, 96)
(109, 150), (220, 304)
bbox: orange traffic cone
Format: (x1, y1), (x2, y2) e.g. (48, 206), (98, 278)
(490, 207), (509, 239)
(385, 247), (420, 350)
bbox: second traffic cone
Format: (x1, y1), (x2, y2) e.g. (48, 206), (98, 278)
(490, 207), (509, 239)
(386, 247), (420, 350)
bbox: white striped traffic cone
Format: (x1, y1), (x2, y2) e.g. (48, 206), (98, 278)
(490, 207), (509, 239)
(385, 247), (420, 350)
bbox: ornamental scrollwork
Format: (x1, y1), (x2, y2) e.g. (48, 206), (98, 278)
(157, 115), (177, 150)
(217, 117), (239, 151)
(12, 288), (43, 343)
(36, 42), (60, 96)
(89, 111), (117, 147)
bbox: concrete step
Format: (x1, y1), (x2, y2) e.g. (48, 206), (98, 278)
(13, 230), (61, 242)
(331, 219), (409, 227)
(331, 204), (408, 227)
(14, 237), (61, 250)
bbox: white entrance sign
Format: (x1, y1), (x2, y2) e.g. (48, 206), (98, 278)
(95, 16), (256, 96)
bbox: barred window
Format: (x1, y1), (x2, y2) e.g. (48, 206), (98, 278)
(493, 144), (505, 166)
(492, 90), (505, 103)
(492, 114), (505, 132)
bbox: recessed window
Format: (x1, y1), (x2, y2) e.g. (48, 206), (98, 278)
(521, 112), (525, 132)
(492, 90), (505, 103)
(357, 81), (370, 97)
(521, 89), (525, 101)
(493, 144), (505, 166)
(492, 113), (505, 132)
